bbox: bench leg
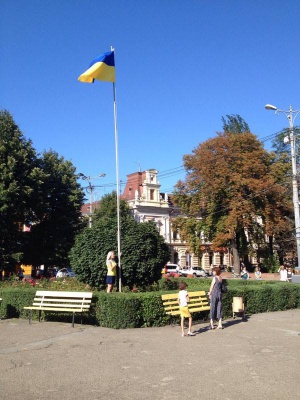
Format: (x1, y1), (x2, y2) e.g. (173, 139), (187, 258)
(29, 310), (32, 324)
(72, 312), (75, 328)
(38, 310), (41, 322)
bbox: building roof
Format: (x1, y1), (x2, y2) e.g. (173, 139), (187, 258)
(121, 171), (146, 201)
(81, 201), (101, 215)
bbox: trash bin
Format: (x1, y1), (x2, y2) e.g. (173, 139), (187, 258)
(232, 297), (245, 319)
(291, 275), (300, 283)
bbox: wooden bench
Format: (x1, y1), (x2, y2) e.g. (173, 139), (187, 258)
(24, 290), (93, 327)
(161, 290), (210, 316)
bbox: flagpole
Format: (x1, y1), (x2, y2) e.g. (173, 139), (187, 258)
(111, 48), (122, 292)
(78, 48), (121, 290)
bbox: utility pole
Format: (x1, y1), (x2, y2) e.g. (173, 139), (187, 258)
(78, 173), (106, 228)
(265, 104), (300, 269)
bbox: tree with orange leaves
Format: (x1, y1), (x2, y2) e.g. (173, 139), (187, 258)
(174, 127), (292, 273)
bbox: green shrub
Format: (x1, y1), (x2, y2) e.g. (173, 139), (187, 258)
(93, 292), (141, 328)
(1, 280), (300, 329)
(0, 288), (36, 318)
(69, 194), (170, 289)
(139, 292), (171, 327)
(0, 277), (92, 291)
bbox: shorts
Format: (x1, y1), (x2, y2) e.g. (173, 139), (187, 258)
(180, 306), (191, 318)
(106, 275), (116, 285)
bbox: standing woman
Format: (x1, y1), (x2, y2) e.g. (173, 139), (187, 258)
(106, 251), (117, 293)
(208, 266), (223, 329)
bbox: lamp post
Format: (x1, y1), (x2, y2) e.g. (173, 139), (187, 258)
(265, 104), (300, 269)
(78, 173), (106, 228)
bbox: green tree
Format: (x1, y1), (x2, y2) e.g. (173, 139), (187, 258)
(270, 126), (300, 262)
(0, 110), (42, 271)
(69, 192), (170, 288)
(23, 150), (85, 269)
(271, 127), (300, 160)
(221, 114), (250, 134)
(0, 110), (85, 274)
(174, 130), (291, 273)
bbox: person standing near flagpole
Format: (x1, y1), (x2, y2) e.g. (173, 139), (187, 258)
(78, 49), (122, 292)
(106, 251), (117, 293)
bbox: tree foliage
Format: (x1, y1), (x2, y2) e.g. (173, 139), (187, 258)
(269, 126), (300, 263)
(174, 129), (292, 270)
(0, 110), (85, 272)
(221, 114), (250, 134)
(0, 110), (42, 268)
(69, 192), (170, 288)
(23, 150), (85, 268)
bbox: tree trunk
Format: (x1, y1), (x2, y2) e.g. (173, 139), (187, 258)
(268, 236), (274, 256)
(232, 237), (241, 274)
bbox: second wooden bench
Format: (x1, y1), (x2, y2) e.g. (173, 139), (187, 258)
(24, 290), (93, 327)
(161, 290), (210, 316)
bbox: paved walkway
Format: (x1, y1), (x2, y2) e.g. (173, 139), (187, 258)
(1, 309), (300, 399)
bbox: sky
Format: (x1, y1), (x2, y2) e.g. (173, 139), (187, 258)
(1, 0), (300, 202)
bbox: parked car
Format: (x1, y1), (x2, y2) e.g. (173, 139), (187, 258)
(56, 268), (75, 278)
(179, 266), (207, 278)
(165, 264), (181, 276)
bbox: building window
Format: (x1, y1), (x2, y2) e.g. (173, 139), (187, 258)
(186, 252), (191, 267)
(174, 252), (179, 265)
(220, 252), (224, 266)
(209, 252), (214, 266)
(150, 189), (155, 200)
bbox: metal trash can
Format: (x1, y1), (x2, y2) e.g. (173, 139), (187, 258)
(291, 275), (300, 284)
(232, 297), (245, 319)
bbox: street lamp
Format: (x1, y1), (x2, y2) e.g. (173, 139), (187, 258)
(265, 104), (300, 269)
(78, 173), (106, 228)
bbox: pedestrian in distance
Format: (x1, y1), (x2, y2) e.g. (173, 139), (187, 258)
(241, 266), (250, 280)
(106, 251), (117, 293)
(254, 266), (262, 280)
(18, 268), (24, 281)
(278, 265), (288, 282)
(287, 267), (294, 282)
(209, 266), (223, 329)
(178, 282), (196, 337)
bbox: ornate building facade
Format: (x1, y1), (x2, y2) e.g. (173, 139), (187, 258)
(121, 169), (231, 271)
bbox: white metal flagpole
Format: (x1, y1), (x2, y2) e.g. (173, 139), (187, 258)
(111, 47), (122, 292)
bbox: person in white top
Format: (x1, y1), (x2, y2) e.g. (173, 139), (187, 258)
(279, 265), (288, 282)
(178, 282), (196, 337)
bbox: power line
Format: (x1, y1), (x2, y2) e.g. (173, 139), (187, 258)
(85, 129), (298, 192)
(87, 166), (185, 191)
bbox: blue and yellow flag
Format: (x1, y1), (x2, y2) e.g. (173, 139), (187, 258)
(78, 51), (115, 83)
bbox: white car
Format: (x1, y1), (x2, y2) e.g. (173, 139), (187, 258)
(165, 264), (181, 276)
(56, 268), (75, 278)
(179, 266), (207, 278)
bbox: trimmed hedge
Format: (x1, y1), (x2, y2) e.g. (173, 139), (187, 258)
(1, 280), (300, 328)
(0, 287), (36, 318)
